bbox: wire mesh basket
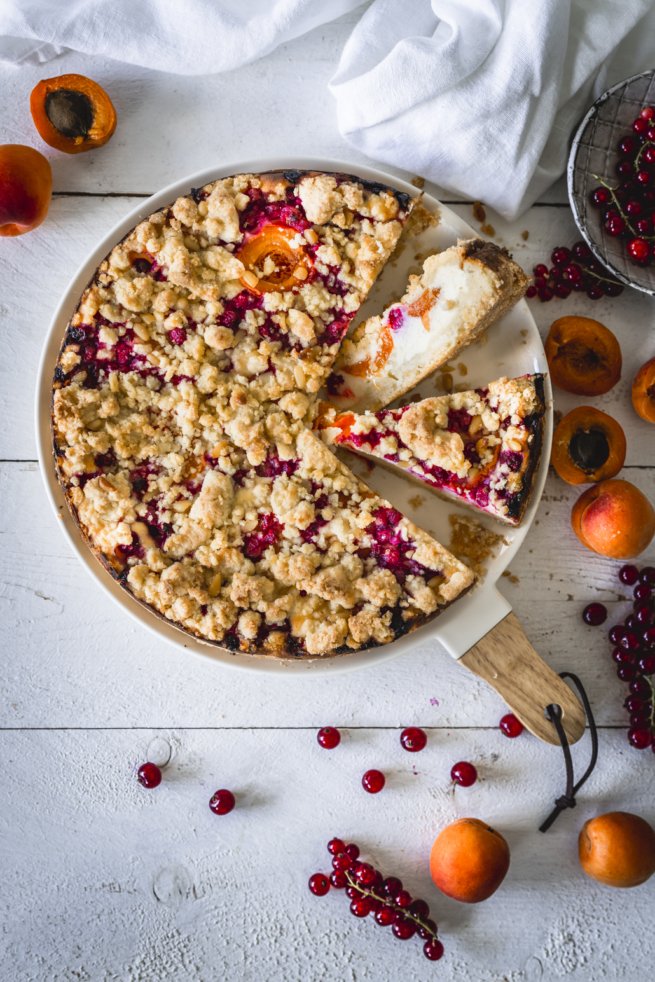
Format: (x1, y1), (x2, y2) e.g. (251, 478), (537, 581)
(568, 69), (655, 296)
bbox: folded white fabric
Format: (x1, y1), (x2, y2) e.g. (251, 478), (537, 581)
(1, 0), (653, 217)
(330, 0), (655, 217)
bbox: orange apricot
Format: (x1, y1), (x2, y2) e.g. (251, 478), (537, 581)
(579, 812), (655, 888)
(571, 478), (655, 559)
(30, 74), (116, 154)
(0, 145), (52, 237)
(237, 224), (312, 293)
(551, 407), (626, 484)
(545, 316), (621, 395)
(632, 357), (655, 423)
(429, 818), (510, 903)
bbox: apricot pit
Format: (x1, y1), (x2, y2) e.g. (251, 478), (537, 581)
(30, 74), (116, 153)
(552, 407), (626, 484)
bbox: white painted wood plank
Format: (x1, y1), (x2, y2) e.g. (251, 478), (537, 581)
(1, 728), (652, 982)
(1, 196), (654, 460)
(2, 461), (652, 728)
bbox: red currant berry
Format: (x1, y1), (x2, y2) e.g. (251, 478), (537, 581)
(328, 837), (346, 855)
(617, 135), (637, 155)
(525, 284), (537, 298)
(418, 918), (439, 939)
(625, 199), (643, 216)
(604, 215), (625, 237)
(400, 726), (428, 752)
(620, 564), (639, 585)
(355, 862), (377, 886)
(638, 654), (655, 674)
(551, 247), (571, 266)
(634, 583), (652, 603)
(424, 939), (445, 961)
(533, 263), (549, 277)
(382, 876), (402, 896)
(613, 648), (635, 665)
(554, 283), (571, 299)
(615, 159), (634, 178)
(350, 897), (371, 917)
(640, 106), (655, 120)
(636, 170), (651, 186)
(582, 602), (607, 626)
(375, 905), (396, 927)
(640, 566), (655, 585)
(633, 117), (650, 136)
(627, 237), (650, 263)
(346, 885), (362, 899)
(590, 186), (611, 206)
(643, 627), (655, 647)
(586, 285), (603, 300)
(617, 665), (636, 682)
(630, 677), (651, 696)
(608, 624), (626, 643)
(602, 280), (624, 297)
(643, 146), (655, 166)
(409, 898), (430, 918)
(394, 889), (413, 908)
(499, 713), (524, 738)
(317, 726), (341, 749)
(392, 918), (416, 940)
(330, 871), (347, 889)
(635, 604), (653, 624)
(573, 240), (592, 261)
(345, 843), (360, 860)
(451, 761), (478, 787)
(332, 853), (352, 872)
(137, 762), (162, 789)
(538, 286), (554, 302)
(628, 727), (652, 750)
(362, 769), (385, 794)
(562, 262), (582, 283)
(308, 873), (330, 896)
(209, 789), (235, 815)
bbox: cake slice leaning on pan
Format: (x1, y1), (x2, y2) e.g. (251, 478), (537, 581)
(317, 375), (546, 526)
(326, 239), (529, 412)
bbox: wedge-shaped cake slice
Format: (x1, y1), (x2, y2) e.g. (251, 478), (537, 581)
(319, 375), (545, 526)
(327, 239), (529, 411)
(122, 429), (475, 658)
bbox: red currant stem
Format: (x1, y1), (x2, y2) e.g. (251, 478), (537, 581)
(344, 870), (438, 940)
(634, 140), (655, 172)
(592, 174), (655, 240)
(583, 266), (623, 287)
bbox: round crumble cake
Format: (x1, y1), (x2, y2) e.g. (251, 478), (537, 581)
(51, 169), (480, 658)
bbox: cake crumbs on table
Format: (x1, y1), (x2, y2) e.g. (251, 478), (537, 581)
(408, 494), (425, 509)
(521, 229), (529, 240)
(502, 569), (520, 585)
(472, 201), (486, 223)
(457, 362), (468, 376)
(405, 200), (439, 236)
(448, 514), (507, 576)
(410, 176), (425, 189)
(481, 222), (496, 237)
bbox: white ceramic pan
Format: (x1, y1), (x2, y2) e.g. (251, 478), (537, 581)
(35, 158), (585, 745)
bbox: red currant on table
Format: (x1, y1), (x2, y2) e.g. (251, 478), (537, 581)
(137, 762), (162, 788)
(499, 713), (524, 738)
(400, 726), (428, 752)
(582, 602), (608, 626)
(209, 789), (235, 815)
(309, 873), (330, 896)
(362, 769), (385, 794)
(451, 761), (478, 787)
(317, 726), (341, 749)
(608, 565), (655, 750)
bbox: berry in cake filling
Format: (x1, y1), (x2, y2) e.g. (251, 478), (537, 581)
(363, 507), (440, 582)
(243, 512), (284, 560)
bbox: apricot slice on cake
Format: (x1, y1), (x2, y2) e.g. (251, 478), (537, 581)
(237, 224), (313, 293)
(552, 407), (626, 484)
(579, 812), (655, 888)
(632, 357), (655, 423)
(0, 145), (52, 236)
(571, 479), (655, 558)
(30, 74), (117, 153)
(545, 316), (621, 395)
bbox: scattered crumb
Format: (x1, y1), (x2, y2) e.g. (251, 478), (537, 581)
(441, 373), (454, 393)
(408, 494), (425, 509)
(429, 697), (440, 707)
(502, 569), (520, 585)
(520, 328), (528, 338)
(521, 230), (529, 240)
(411, 176), (426, 189)
(405, 201), (439, 236)
(481, 223), (496, 237)
(448, 514), (507, 576)
(457, 362), (468, 376)
(472, 201), (486, 223)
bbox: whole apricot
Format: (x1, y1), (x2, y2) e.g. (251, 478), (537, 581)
(545, 316), (621, 395)
(429, 817), (510, 903)
(579, 811), (655, 888)
(571, 478), (655, 559)
(0, 145), (52, 236)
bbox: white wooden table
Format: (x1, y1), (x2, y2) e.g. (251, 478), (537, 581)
(2, 12), (654, 981)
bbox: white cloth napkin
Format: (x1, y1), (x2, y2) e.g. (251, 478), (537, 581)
(1, 0), (653, 218)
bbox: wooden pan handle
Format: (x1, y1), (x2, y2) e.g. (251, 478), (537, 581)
(460, 611), (586, 745)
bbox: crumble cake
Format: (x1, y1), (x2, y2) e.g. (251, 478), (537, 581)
(318, 375), (545, 526)
(327, 240), (529, 411)
(52, 169), (481, 657)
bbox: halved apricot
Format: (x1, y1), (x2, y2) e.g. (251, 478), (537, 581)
(342, 325), (394, 378)
(571, 479), (655, 559)
(552, 407), (626, 484)
(237, 224), (312, 293)
(0, 145), (52, 237)
(545, 316), (622, 395)
(632, 357), (655, 423)
(30, 74), (116, 154)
